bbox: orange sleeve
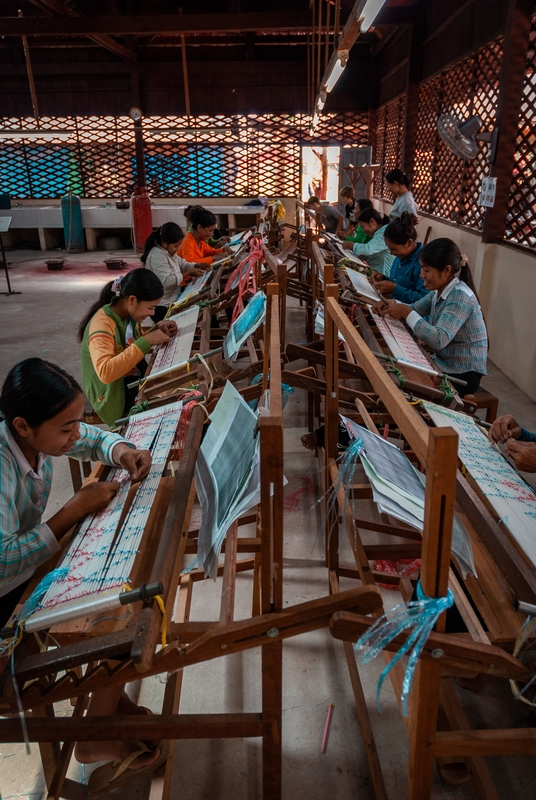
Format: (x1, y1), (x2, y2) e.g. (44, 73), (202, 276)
(200, 241), (222, 257)
(87, 312), (149, 385)
(178, 233), (216, 265)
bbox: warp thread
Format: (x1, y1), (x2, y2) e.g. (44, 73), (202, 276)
(224, 237), (265, 322)
(284, 475), (315, 513)
(509, 615), (536, 708)
(354, 580), (454, 716)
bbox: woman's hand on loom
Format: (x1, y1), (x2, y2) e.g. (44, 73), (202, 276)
(144, 329), (171, 347)
(47, 482), (121, 539)
(156, 319), (178, 338)
(504, 439), (536, 472)
(488, 414), (522, 444)
(373, 279), (396, 295)
(377, 299), (411, 320)
(72, 481), (121, 515)
(190, 267), (204, 277)
(342, 241), (354, 250)
(114, 444), (153, 481)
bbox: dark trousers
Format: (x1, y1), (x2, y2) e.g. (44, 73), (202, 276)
(0, 579), (30, 628)
(454, 370), (484, 398)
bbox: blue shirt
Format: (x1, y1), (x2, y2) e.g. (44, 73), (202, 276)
(391, 242), (427, 304)
(520, 428), (536, 443)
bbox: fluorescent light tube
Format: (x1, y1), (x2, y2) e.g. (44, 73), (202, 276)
(324, 49), (349, 93)
(359, 0), (388, 32)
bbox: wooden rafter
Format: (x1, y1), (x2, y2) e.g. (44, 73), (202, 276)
(1, 11), (313, 37)
(26, 0), (137, 61)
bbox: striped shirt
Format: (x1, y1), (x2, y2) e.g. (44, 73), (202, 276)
(0, 421), (129, 596)
(406, 278), (488, 375)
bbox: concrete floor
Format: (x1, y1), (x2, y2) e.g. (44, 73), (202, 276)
(1, 251), (536, 800)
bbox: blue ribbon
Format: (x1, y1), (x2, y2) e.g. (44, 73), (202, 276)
(354, 580), (454, 716)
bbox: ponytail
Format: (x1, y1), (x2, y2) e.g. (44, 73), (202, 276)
(140, 222), (184, 264)
(385, 211), (417, 245)
(386, 168), (410, 187)
(0, 358), (81, 430)
(184, 204), (203, 222)
(357, 207), (390, 227)
(78, 268), (164, 341)
(420, 238), (478, 294)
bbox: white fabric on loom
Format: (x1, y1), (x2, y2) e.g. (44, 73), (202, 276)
(368, 306), (434, 372)
(345, 267), (381, 303)
(423, 401), (536, 567)
(149, 306), (199, 378)
(341, 416), (476, 577)
(196, 382), (261, 580)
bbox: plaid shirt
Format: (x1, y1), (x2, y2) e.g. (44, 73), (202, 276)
(406, 278), (488, 375)
(0, 421), (129, 595)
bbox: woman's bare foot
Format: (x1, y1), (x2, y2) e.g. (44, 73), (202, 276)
(301, 432), (318, 451)
(75, 740), (161, 768)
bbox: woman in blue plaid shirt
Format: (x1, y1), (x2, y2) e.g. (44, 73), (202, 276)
(376, 238), (488, 397)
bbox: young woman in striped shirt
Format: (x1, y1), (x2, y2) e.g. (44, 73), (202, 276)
(0, 358), (166, 786)
(376, 238), (488, 396)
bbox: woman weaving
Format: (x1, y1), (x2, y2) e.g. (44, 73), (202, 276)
(0, 359), (166, 793)
(375, 238), (488, 397)
(80, 269), (177, 428)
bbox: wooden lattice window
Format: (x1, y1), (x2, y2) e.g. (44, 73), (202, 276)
(372, 96), (405, 197)
(413, 39), (503, 230)
(0, 112), (369, 199)
(506, 17), (536, 248)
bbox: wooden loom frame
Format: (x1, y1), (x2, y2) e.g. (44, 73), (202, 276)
(320, 286), (536, 800)
(0, 283), (384, 800)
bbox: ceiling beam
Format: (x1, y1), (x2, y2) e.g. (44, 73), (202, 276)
(0, 12), (312, 37)
(25, 0), (137, 60)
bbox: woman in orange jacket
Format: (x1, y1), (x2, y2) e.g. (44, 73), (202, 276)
(177, 207), (227, 266)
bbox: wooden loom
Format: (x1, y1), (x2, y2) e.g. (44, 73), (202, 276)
(319, 286), (536, 800)
(0, 283), (384, 800)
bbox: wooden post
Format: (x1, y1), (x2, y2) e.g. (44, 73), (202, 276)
(405, 427), (458, 800)
(401, 23), (424, 180)
(324, 283), (340, 571)
(482, 0), (533, 243)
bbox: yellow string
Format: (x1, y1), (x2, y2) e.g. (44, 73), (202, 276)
(154, 595), (168, 646)
(138, 378), (148, 392)
(408, 399), (422, 405)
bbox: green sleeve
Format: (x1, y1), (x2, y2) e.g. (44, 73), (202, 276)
(134, 336), (152, 356)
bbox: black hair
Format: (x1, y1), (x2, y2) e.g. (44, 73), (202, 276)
(190, 207), (217, 229)
(385, 168), (410, 187)
(356, 198), (373, 213)
(357, 207), (390, 227)
(184, 204), (203, 222)
(384, 211), (418, 245)
(78, 268), (163, 341)
(420, 238), (477, 294)
(0, 358), (82, 430)
(140, 222), (184, 264)
(306, 195), (320, 206)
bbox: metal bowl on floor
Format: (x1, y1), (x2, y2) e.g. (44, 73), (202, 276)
(46, 259), (65, 270)
(104, 258), (126, 270)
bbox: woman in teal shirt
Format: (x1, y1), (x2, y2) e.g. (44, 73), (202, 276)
(342, 207), (395, 276)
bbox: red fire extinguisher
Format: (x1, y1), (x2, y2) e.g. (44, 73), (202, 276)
(129, 107), (153, 253)
(132, 187), (153, 254)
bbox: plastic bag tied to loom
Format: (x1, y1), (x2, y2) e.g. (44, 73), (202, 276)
(354, 580), (454, 716)
(248, 372), (294, 409)
(315, 435), (365, 552)
(232, 291), (266, 342)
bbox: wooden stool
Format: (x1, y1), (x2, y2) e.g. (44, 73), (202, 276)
(473, 387), (499, 423)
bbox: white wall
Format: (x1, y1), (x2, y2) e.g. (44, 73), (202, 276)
(376, 199), (536, 401)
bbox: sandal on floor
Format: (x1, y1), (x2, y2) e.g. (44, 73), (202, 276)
(437, 756), (471, 785)
(87, 740), (170, 797)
